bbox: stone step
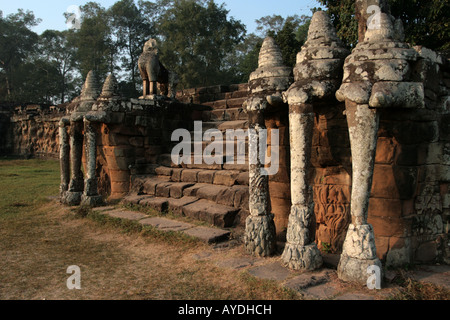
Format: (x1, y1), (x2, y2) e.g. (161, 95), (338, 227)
(218, 120), (249, 131)
(186, 121), (248, 139)
(139, 166), (249, 187)
(206, 108), (247, 122)
(122, 193), (242, 229)
(154, 166), (249, 185)
(130, 175), (249, 209)
(96, 206), (231, 243)
(182, 199), (239, 228)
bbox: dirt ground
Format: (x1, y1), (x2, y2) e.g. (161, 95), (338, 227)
(0, 200), (300, 301)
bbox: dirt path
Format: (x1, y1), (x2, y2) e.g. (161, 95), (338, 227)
(0, 201), (297, 300)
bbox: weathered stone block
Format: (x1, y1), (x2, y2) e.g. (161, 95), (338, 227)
(196, 185), (228, 202)
(415, 241), (438, 263)
(171, 168), (183, 182)
(368, 197), (403, 219)
(155, 182), (172, 197)
(213, 170), (240, 186)
(216, 187), (236, 207)
(375, 137), (397, 164)
(181, 169), (201, 182)
(183, 226), (231, 243)
(142, 177), (169, 195)
(169, 182), (195, 199)
(368, 215), (410, 237)
(167, 197), (198, 216)
(140, 197), (169, 212)
(371, 165), (418, 200)
(182, 183), (209, 197)
(182, 199), (239, 228)
(198, 170), (216, 184)
(236, 172), (249, 185)
(155, 166), (172, 177)
(110, 181), (130, 194)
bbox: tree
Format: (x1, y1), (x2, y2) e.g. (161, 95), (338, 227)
(156, 0), (246, 88)
(108, 0), (155, 94)
(390, 0), (450, 51)
(236, 14), (311, 79)
(255, 15), (286, 36)
(39, 30), (77, 103)
(318, 0), (450, 51)
(0, 9), (40, 101)
(232, 34), (263, 83)
(66, 2), (114, 82)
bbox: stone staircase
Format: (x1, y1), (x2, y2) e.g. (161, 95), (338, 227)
(124, 84), (251, 238)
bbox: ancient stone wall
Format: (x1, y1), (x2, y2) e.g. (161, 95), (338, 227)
(1, 47), (448, 267)
(3, 104), (64, 158)
(95, 98), (208, 199)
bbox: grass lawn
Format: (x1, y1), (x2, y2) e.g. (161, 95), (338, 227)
(0, 157), (60, 217)
(0, 157), (300, 300)
(0, 157), (447, 301)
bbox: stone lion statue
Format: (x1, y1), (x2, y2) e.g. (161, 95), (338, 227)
(138, 38), (179, 99)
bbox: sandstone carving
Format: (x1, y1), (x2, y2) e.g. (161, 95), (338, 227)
(336, 6), (427, 284)
(138, 38), (179, 99)
(243, 37), (293, 257)
(27, 0), (444, 284)
(281, 10), (348, 271)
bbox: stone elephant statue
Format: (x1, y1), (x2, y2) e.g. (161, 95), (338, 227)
(138, 38), (179, 99)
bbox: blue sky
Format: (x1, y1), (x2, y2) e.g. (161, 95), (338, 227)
(0, 0), (322, 35)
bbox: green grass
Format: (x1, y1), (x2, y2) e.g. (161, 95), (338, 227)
(75, 206), (202, 248)
(0, 157), (60, 217)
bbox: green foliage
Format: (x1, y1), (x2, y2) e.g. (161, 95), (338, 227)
(2, 0), (448, 103)
(318, 0), (450, 51)
(0, 158), (60, 217)
(68, 2), (114, 81)
(156, 0), (246, 88)
(317, 0), (358, 48)
(0, 10), (40, 101)
(108, 0), (155, 94)
(390, 0), (450, 51)
(39, 30), (78, 103)
(236, 14), (311, 82)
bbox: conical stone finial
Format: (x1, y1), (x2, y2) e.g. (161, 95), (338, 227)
(258, 37), (285, 68)
(101, 73), (119, 98)
(249, 37), (292, 92)
(364, 12), (395, 42)
(81, 70), (100, 101)
(306, 10), (340, 43)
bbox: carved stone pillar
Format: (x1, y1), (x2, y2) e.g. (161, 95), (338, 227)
(281, 11), (349, 270)
(61, 70), (100, 206)
(59, 117), (70, 198)
(64, 120), (84, 206)
(337, 101), (382, 282)
(244, 37), (293, 257)
(336, 11), (423, 284)
(245, 99), (276, 257)
(281, 103), (322, 270)
(80, 118), (103, 207)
